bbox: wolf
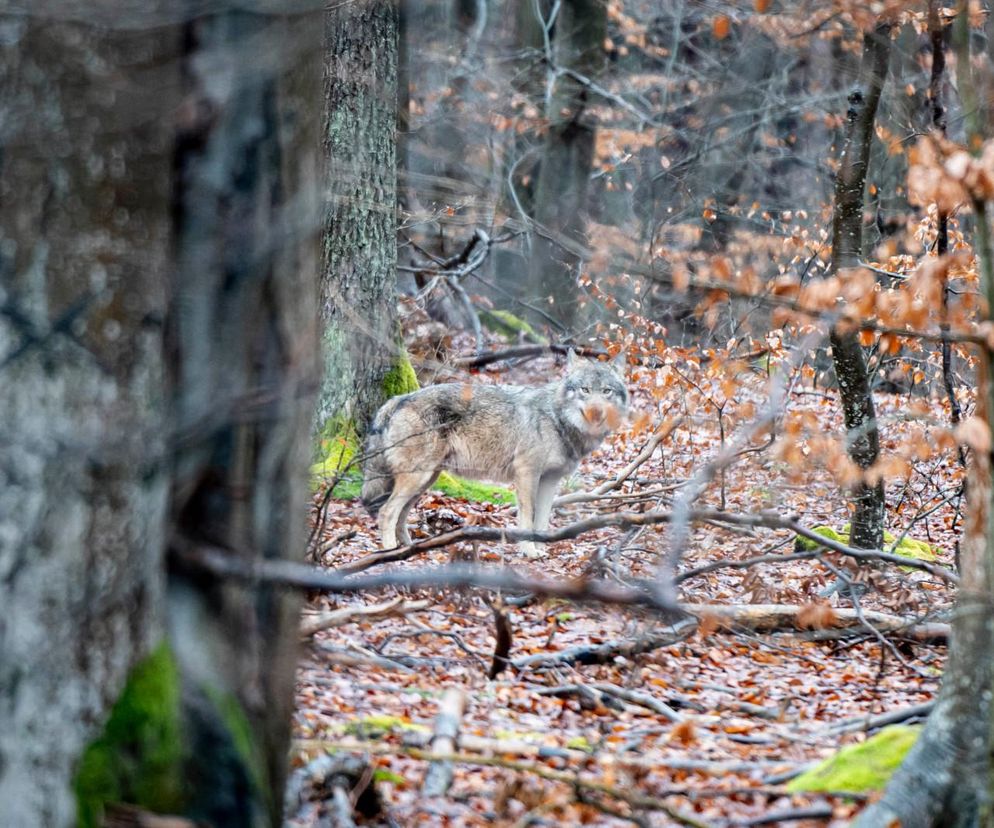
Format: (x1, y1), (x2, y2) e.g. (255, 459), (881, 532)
(361, 351), (629, 557)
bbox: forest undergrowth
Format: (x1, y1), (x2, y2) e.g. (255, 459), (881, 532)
(291, 326), (966, 827)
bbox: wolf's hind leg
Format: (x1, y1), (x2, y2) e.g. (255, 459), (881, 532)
(377, 470), (438, 548)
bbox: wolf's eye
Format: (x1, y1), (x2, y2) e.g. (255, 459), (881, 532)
(602, 388), (613, 396)
(580, 386), (591, 394)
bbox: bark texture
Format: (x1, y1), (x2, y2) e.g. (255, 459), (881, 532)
(168, 8), (322, 825)
(320, 0), (400, 433)
(528, 0), (606, 331)
(855, 10), (994, 824)
(0, 18), (176, 826)
(0, 5), (323, 826)
(828, 20), (891, 552)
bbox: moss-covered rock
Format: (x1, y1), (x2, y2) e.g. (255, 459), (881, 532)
(786, 725), (920, 793)
(75, 644), (185, 828)
(794, 525), (938, 561)
(480, 309), (548, 344)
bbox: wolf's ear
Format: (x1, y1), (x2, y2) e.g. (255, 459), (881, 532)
(565, 347), (580, 369)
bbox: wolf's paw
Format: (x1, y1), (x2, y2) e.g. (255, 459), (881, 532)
(519, 542), (544, 560)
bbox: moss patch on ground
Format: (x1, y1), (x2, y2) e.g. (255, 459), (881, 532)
(786, 725), (920, 793)
(794, 525), (938, 561)
(480, 309), (548, 344)
(75, 644), (185, 828)
(435, 471), (516, 505)
(343, 715), (430, 740)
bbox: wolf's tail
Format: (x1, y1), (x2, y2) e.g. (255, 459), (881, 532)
(360, 406), (395, 517)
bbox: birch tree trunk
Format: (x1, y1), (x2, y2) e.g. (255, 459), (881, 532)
(0, 4), (323, 826)
(320, 0), (401, 434)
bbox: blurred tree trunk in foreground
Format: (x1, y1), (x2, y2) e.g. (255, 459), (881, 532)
(320, 0), (402, 435)
(828, 19), (891, 553)
(0, 4), (322, 826)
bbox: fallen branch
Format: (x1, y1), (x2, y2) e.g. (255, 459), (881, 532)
(511, 622), (696, 670)
(422, 688), (467, 797)
(826, 701), (936, 735)
(173, 547), (688, 617)
(296, 738), (797, 775)
(283, 752), (380, 828)
(300, 597), (430, 638)
(454, 343), (608, 368)
(330, 508), (957, 583)
(295, 743), (715, 827)
(403, 731), (590, 760)
(588, 682), (684, 721)
(682, 603), (950, 642)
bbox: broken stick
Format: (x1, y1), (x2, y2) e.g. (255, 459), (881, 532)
(421, 688), (467, 797)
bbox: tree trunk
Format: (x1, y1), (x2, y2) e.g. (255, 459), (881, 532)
(0, 5), (323, 826)
(528, 0), (606, 332)
(167, 8), (323, 826)
(320, 0), (400, 434)
(0, 14), (178, 825)
(854, 8), (994, 824)
(828, 19), (891, 552)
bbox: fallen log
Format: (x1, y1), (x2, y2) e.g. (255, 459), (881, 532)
(682, 603), (950, 642)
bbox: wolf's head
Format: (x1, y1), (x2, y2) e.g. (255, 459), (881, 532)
(557, 351), (629, 438)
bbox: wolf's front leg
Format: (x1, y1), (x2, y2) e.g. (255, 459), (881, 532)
(514, 469), (542, 559)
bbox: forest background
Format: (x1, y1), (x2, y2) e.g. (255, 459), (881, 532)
(3, 1), (994, 826)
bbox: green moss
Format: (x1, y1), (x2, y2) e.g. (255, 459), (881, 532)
(565, 736), (594, 753)
(786, 726), (920, 793)
(344, 715), (430, 740)
(311, 417), (363, 498)
(203, 687), (268, 805)
(794, 525), (938, 561)
(75, 644), (185, 828)
(480, 309), (548, 344)
(435, 472), (516, 505)
(381, 352), (420, 397)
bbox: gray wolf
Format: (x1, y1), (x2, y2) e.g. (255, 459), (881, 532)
(361, 351), (629, 557)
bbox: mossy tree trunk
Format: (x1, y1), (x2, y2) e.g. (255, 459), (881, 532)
(0, 4), (323, 826)
(828, 19), (891, 552)
(320, 0), (401, 436)
(854, 8), (994, 825)
(527, 0), (606, 332)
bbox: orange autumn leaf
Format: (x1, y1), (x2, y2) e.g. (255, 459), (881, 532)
(796, 602), (839, 630)
(713, 15), (731, 39)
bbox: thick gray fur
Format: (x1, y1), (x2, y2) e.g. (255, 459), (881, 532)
(361, 352), (629, 557)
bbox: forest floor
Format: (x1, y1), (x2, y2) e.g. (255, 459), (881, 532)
(290, 332), (965, 827)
